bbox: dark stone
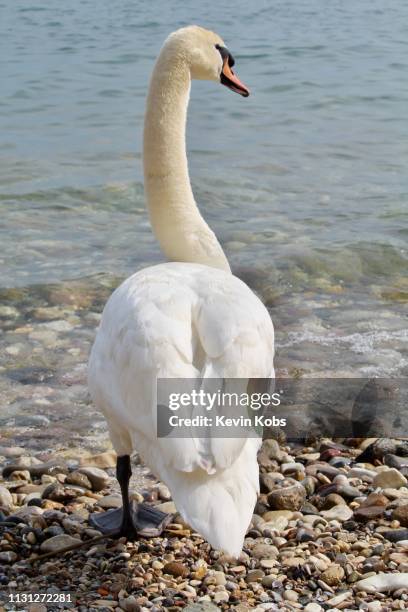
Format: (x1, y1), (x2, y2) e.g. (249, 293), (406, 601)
(297, 528), (315, 542)
(382, 528), (408, 542)
(2, 460), (68, 479)
(42, 483), (78, 503)
(301, 502), (319, 515)
(319, 449), (342, 462)
(330, 457), (352, 468)
(65, 471), (93, 490)
(396, 441), (408, 456)
(357, 439), (397, 462)
(43, 525), (65, 538)
(6, 366), (55, 385)
(354, 506), (385, 522)
(343, 520), (359, 531)
(384, 454), (408, 469)
(27, 498), (43, 507)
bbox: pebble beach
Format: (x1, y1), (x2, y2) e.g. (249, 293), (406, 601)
(1, 433), (408, 611)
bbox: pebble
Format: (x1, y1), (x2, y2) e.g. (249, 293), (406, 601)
(65, 471), (93, 490)
(77, 466), (110, 491)
(382, 529), (408, 542)
(119, 595), (142, 611)
(163, 561), (189, 578)
(320, 564), (345, 586)
(373, 468), (407, 490)
(267, 482), (306, 511)
(98, 494), (122, 509)
(354, 505), (386, 521)
(320, 505), (353, 521)
(392, 504), (408, 527)
(355, 572), (408, 593)
(304, 604), (323, 612)
(78, 451), (117, 469)
(0, 551), (18, 563)
(184, 605), (220, 612)
(251, 543), (279, 559)
(40, 534), (82, 553)
(0, 485), (13, 509)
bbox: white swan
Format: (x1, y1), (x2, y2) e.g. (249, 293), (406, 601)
(88, 25), (275, 557)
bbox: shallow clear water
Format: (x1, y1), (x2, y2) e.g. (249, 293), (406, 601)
(1, 0), (407, 395)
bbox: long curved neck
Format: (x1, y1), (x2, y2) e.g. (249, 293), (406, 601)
(143, 48), (230, 272)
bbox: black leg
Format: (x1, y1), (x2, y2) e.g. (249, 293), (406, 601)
(117, 455), (138, 538)
(89, 455), (173, 539)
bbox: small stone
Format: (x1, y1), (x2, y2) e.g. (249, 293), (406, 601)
(321, 493), (346, 509)
(27, 604), (47, 612)
(268, 482), (306, 511)
(327, 592), (352, 607)
(77, 467), (110, 491)
(42, 483), (79, 502)
(320, 505), (353, 521)
(184, 604), (220, 612)
(163, 562), (189, 578)
(282, 557), (304, 567)
(373, 468), (407, 490)
(40, 534), (82, 553)
(382, 528), (408, 542)
(367, 602), (382, 612)
(385, 454), (408, 469)
(78, 451), (117, 468)
(261, 575), (276, 588)
(10, 469), (31, 481)
(65, 471), (93, 490)
(262, 516), (288, 533)
(98, 494), (122, 509)
(283, 589), (298, 602)
(262, 510), (293, 522)
(11, 505), (43, 522)
(155, 501), (177, 514)
(304, 604), (323, 612)
(0, 485), (13, 510)
(0, 446), (25, 458)
(214, 570), (226, 585)
(361, 492), (390, 507)
(245, 570), (265, 582)
(251, 543), (279, 559)
(320, 564), (344, 586)
(392, 505), (408, 527)
(296, 527), (315, 542)
(0, 551), (18, 563)
(355, 572), (408, 593)
(3, 460), (68, 479)
(212, 591), (229, 603)
(354, 506), (385, 522)
(156, 483), (171, 501)
(119, 595), (142, 612)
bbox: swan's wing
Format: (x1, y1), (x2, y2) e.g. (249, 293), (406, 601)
(89, 263), (275, 473)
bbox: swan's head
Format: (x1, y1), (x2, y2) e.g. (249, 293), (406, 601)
(164, 25), (250, 97)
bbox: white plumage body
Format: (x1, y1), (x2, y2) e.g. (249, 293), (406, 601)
(88, 262), (274, 555)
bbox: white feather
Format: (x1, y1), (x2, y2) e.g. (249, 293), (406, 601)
(89, 263), (274, 555)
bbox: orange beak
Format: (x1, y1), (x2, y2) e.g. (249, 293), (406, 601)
(221, 56), (250, 97)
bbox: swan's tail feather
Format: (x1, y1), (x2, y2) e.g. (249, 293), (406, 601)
(162, 438), (260, 558)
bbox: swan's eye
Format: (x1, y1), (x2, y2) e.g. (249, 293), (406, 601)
(215, 44), (234, 68)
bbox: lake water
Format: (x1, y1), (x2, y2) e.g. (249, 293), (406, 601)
(0, 0), (407, 447)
